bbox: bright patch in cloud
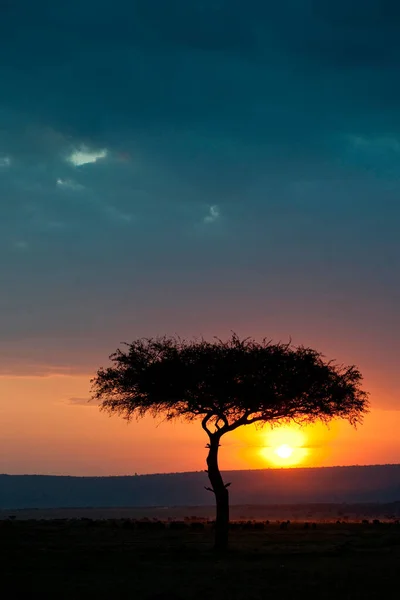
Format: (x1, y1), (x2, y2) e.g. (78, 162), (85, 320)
(204, 205), (220, 224)
(67, 146), (108, 167)
(0, 156), (11, 168)
(56, 178), (85, 191)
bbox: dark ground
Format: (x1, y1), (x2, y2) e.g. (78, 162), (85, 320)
(1, 518), (400, 599)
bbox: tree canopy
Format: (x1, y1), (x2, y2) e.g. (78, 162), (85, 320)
(91, 334), (369, 434)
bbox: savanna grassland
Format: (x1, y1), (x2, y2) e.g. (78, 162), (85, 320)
(2, 517), (400, 599)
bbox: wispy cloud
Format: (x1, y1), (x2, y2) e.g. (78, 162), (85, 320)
(66, 146), (108, 167)
(12, 240), (29, 251)
(0, 156), (11, 168)
(343, 134), (400, 175)
(56, 176), (132, 224)
(68, 397), (100, 407)
(347, 135), (400, 153)
(56, 178), (85, 191)
(203, 205), (220, 224)
(102, 204), (133, 224)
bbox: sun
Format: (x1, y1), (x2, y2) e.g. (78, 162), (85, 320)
(260, 426), (309, 467)
(274, 444), (294, 459)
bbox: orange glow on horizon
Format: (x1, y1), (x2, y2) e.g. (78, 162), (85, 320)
(1, 374), (400, 476)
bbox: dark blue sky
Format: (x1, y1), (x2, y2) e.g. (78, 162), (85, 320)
(0, 1), (399, 409)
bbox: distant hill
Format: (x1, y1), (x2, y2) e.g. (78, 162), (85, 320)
(1, 465), (400, 510)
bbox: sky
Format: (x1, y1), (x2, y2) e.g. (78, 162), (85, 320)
(1, 0), (399, 476)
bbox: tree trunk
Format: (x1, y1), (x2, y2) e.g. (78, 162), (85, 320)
(206, 433), (229, 551)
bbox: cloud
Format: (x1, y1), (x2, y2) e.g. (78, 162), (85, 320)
(0, 156), (11, 168)
(12, 240), (29, 251)
(56, 178), (85, 191)
(343, 134), (400, 174)
(347, 135), (400, 153)
(101, 204), (133, 223)
(67, 146), (108, 167)
(0, 357), (89, 377)
(0, 0), (399, 416)
(68, 397), (100, 406)
(203, 205), (220, 224)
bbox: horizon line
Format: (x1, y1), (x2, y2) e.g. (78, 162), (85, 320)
(2, 463), (400, 478)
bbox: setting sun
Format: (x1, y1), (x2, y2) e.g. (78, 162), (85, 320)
(260, 426), (309, 467)
(274, 444), (294, 459)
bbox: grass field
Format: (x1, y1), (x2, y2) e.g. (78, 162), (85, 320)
(2, 518), (400, 599)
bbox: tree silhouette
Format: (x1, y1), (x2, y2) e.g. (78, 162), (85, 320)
(91, 334), (369, 550)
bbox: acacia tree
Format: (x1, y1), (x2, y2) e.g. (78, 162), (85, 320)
(91, 334), (369, 550)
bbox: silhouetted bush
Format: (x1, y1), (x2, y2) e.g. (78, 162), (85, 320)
(169, 521), (187, 530)
(190, 522), (204, 531)
(134, 520), (166, 531)
(146, 593), (183, 600)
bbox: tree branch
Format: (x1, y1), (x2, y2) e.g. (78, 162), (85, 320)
(244, 415), (263, 425)
(226, 413), (254, 431)
(228, 409), (295, 430)
(201, 412), (214, 436)
(214, 412), (230, 433)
